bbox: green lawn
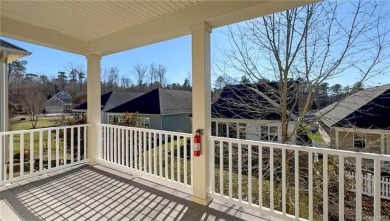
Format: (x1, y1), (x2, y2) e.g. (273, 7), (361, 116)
(10, 118), (58, 131)
(10, 117), (64, 156)
(7, 117), (80, 178)
(140, 137), (192, 185)
(213, 167), (323, 221)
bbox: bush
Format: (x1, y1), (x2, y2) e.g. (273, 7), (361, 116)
(116, 112), (143, 127)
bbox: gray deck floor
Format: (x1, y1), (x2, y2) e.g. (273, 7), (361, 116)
(0, 165), (269, 221)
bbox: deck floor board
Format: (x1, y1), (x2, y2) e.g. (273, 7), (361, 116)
(1, 165), (268, 221)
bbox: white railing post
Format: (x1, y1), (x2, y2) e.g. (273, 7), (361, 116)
(374, 160), (381, 221)
(97, 124), (102, 160)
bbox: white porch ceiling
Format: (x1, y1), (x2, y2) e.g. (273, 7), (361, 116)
(0, 0), (318, 56)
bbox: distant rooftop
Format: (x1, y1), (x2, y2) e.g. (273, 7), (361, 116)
(107, 88), (192, 115)
(0, 39), (28, 52)
(0, 39), (31, 63)
(317, 84), (390, 129)
(73, 91), (144, 111)
(212, 83), (299, 120)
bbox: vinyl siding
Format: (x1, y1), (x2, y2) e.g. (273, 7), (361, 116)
(162, 114), (191, 133)
(332, 129), (384, 154)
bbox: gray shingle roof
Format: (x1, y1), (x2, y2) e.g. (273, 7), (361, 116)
(107, 88), (192, 115)
(102, 91), (144, 111)
(73, 91), (143, 111)
(212, 83), (299, 120)
(316, 84), (390, 127)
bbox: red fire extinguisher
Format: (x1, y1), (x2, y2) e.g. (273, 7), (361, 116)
(194, 129), (203, 157)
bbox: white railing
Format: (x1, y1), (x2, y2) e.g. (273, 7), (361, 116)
(209, 136), (390, 221)
(97, 124), (193, 193)
(1, 125), (88, 185)
(349, 171), (390, 200)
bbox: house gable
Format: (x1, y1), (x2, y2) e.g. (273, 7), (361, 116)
(52, 90), (72, 104)
(46, 97), (65, 106)
(318, 85), (390, 129)
(335, 89), (390, 129)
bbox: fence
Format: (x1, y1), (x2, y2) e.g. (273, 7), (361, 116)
(349, 171), (390, 200)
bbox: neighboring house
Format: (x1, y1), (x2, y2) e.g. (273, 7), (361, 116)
(45, 90), (72, 114)
(211, 83), (299, 143)
(72, 91), (143, 123)
(316, 84), (390, 154)
(107, 88), (192, 133)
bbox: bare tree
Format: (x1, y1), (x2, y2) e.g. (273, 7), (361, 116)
(120, 75), (132, 91)
(218, 0), (390, 143)
(148, 63), (167, 88)
(104, 67), (120, 91)
(17, 82), (47, 129)
(133, 63), (148, 92)
(216, 0), (390, 217)
(155, 64), (167, 88)
(149, 63), (158, 89)
(64, 62), (84, 91)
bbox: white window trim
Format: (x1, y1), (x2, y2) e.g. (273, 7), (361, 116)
(353, 132), (366, 149)
(260, 125), (279, 142)
(211, 121), (247, 139)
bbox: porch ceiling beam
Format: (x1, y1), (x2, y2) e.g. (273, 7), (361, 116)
(0, 17), (89, 55)
(90, 0), (318, 55)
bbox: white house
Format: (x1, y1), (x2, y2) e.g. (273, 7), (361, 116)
(45, 90), (72, 114)
(211, 83), (298, 143)
(317, 84), (390, 155)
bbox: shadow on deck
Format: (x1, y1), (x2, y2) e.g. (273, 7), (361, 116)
(0, 165), (266, 221)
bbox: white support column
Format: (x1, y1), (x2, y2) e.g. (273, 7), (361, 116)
(191, 21), (212, 206)
(0, 52), (9, 181)
(86, 54), (101, 164)
(0, 52), (9, 133)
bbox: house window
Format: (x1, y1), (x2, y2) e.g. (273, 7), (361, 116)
(211, 122), (217, 136)
(109, 115), (121, 124)
(270, 126), (278, 142)
(211, 121), (246, 139)
(140, 117), (150, 128)
(260, 126), (268, 141)
(217, 123), (227, 137)
(260, 125), (279, 142)
(354, 133), (366, 148)
(238, 123), (246, 139)
(228, 123), (237, 138)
